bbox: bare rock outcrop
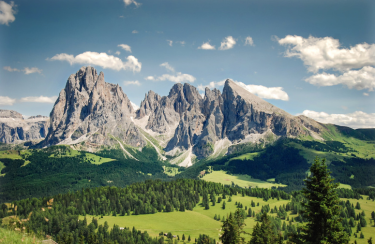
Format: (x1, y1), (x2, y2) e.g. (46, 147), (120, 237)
(136, 79), (322, 159)
(0, 110), (49, 143)
(42, 66), (145, 148)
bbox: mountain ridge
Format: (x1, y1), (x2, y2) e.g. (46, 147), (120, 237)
(1, 66), (374, 167)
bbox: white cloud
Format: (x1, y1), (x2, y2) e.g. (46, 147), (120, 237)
(3, 66), (20, 72)
(177, 41), (185, 46)
(219, 36), (236, 50)
(123, 0), (141, 7)
(363, 92), (369, 96)
(235, 81), (289, 101)
(302, 110), (375, 129)
(0, 1), (16, 25)
(197, 80), (226, 91)
(0, 96), (16, 105)
(154, 73), (195, 83)
(124, 80), (141, 86)
(305, 66), (375, 91)
(160, 62), (175, 72)
(278, 35), (375, 72)
(244, 36), (254, 46)
(20, 96), (57, 103)
(118, 44), (132, 53)
(147, 73), (195, 83)
(197, 79), (289, 100)
(3, 66), (42, 74)
(115, 51), (121, 55)
(198, 42), (215, 50)
(131, 101), (139, 110)
(48, 51), (142, 72)
(132, 30), (138, 34)
(167, 40), (173, 46)
(24, 67), (42, 75)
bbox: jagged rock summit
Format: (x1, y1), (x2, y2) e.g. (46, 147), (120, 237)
(42, 66), (146, 149)
(0, 110), (49, 143)
(14, 66), (323, 165)
(134, 79), (322, 162)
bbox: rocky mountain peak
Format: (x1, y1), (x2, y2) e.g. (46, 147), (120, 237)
(42, 67), (145, 148)
(0, 110), (23, 119)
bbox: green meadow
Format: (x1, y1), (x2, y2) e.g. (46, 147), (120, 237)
(80, 194), (375, 243)
(48, 147), (115, 165)
(81, 194), (290, 242)
(0, 227), (44, 244)
(201, 170), (287, 189)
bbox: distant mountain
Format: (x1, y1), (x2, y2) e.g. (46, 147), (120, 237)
(0, 109), (49, 143)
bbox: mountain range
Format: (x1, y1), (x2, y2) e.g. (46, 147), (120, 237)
(1, 66), (375, 167)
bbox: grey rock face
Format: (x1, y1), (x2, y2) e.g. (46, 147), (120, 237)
(138, 79), (322, 159)
(0, 110), (49, 143)
(0, 110), (23, 119)
(42, 66), (145, 148)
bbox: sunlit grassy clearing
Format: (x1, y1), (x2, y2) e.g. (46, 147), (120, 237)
(0, 150), (23, 160)
(201, 170), (287, 189)
(0, 227), (43, 244)
(230, 152), (260, 161)
(84, 153), (115, 165)
(81, 195), (289, 241)
(48, 148), (114, 165)
(337, 183), (352, 189)
(342, 196), (375, 244)
(163, 166), (180, 176)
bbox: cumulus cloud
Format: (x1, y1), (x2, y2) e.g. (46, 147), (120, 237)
(305, 66), (375, 91)
(48, 51), (142, 72)
(118, 44), (131, 53)
(115, 51), (121, 55)
(0, 96), (16, 105)
(123, 0), (141, 7)
(219, 36), (236, 50)
(24, 67), (42, 75)
(131, 101), (139, 110)
(302, 110), (375, 129)
(3, 66), (20, 72)
(244, 36), (254, 46)
(167, 40), (173, 46)
(160, 62), (175, 72)
(278, 35), (375, 72)
(363, 92), (369, 96)
(153, 73), (195, 83)
(197, 80), (226, 91)
(19, 96), (57, 103)
(235, 81), (289, 101)
(0, 1), (16, 25)
(198, 42), (215, 50)
(177, 41), (185, 46)
(197, 79), (289, 100)
(124, 80), (141, 86)
(146, 62), (195, 83)
(132, 30), (138, 34)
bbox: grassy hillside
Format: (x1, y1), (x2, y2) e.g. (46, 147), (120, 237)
(78, 193), (375, 243)
(0, 227), (44, 243)
(0, 145), (170, 203)
(201, 170), (287, 189)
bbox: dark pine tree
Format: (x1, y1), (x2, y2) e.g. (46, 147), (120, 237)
(294, 157), (349, 244)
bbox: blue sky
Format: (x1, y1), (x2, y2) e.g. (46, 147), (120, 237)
(0, 0), (374, 128)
